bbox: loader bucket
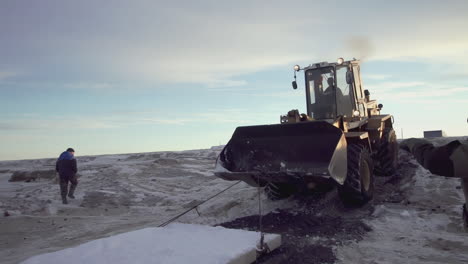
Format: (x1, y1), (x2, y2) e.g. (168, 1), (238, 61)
(215, 121), (348, 186)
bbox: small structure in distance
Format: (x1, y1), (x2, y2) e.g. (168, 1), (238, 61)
(424, 130), (446, 138)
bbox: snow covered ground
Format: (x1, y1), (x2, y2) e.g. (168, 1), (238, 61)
(0, 147), (291, 264)
(336, 137), (468, 264)
(1, 137), (467, 264)
(20, 223), (281, 264)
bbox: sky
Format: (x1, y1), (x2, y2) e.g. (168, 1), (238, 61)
(1, 0), (467, 160)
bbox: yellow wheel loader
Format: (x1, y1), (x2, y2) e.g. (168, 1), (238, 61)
(214, 58), (398, 205)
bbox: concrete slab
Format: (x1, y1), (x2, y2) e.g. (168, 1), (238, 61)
(21, 223), (282, 264)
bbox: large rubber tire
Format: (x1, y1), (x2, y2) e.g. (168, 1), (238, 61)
(265, 182), (296, 200)
(338, 144), (375, 206)
(375, 128), (398, 176)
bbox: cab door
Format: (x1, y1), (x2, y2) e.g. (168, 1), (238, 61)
(351, 62), (367, 117)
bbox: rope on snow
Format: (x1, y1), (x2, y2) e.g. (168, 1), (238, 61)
(158, 180), (242, 228)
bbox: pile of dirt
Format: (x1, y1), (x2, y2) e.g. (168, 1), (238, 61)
(218, 151), (415, 264)
(8, 170), (56, 182)
(227, 209), (371, 237)
(220, 208), (371, 264)
(258, 244), (335, 264)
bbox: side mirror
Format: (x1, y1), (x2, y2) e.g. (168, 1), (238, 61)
(378, 103), (383, 109)
(292, 81), (298, 89)
(346, 71), (353, 84)
(364, 89), (370, 102)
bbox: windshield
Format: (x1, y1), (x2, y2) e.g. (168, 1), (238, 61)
(306, 67), (337, 119)
(305, 66), (355, 120)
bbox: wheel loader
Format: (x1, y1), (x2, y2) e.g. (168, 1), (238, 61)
(214, 58), (398, 205)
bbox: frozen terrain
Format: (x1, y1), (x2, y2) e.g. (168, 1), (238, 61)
(20, 223), (281, 264)
(336, 137), (468, 264)
(0, 147), (291, 264)
(1, 137), (467, 263)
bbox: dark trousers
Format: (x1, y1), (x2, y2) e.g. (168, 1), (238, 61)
(59, 174), (78, 198)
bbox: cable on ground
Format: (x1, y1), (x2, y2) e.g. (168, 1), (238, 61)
(158, 180), (242, 228)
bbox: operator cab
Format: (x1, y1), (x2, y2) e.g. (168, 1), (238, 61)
(293, 59), (366, 121)
(306, 63), (354, 120)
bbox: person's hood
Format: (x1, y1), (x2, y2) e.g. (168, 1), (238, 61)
(58, 151), (75, 161)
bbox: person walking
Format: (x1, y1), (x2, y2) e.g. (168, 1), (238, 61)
(55, 148), (78, 204)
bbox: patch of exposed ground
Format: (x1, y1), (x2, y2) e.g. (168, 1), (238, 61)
(220, 151), (418, 264)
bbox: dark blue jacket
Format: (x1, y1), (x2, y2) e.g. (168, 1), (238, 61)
(56, 151), (78, 178)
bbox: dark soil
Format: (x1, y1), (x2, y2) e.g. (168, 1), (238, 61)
(219, 152), (417, 264)
(221, 209), (372, 238)
(221, 208), (372, 264)
(8, 170), (56, 182)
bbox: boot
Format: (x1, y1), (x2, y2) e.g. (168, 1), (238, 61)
(62, 196), (68, 204)
(68, 185), (76, 199)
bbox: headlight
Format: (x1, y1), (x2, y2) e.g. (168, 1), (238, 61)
(293, 65), (300, 71)
(337, 58), (344, 65)
(353, 110), (360, 117)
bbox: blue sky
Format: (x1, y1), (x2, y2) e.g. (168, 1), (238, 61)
(1, 0), (467, 160)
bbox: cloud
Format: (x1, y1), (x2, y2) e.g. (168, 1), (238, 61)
(367, 81), (426, 92)
(138, 118), (189, 125)
(0, 71), (17, 80)
(405, 98), (468, 104)
(1, 1), (468, 86)
(0, 107), (274, 132)
(0, 117), (119, 131)
(371, 83), (468, 101)
(207, 87), (256, 92)
(206, 79), (248, 88)
(138, 109), (274, 126)
(247, 91), (305, 98)
(365, 74), (391, 80)
(393, 87), (468, 99)
(64, 82), (114, 90)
